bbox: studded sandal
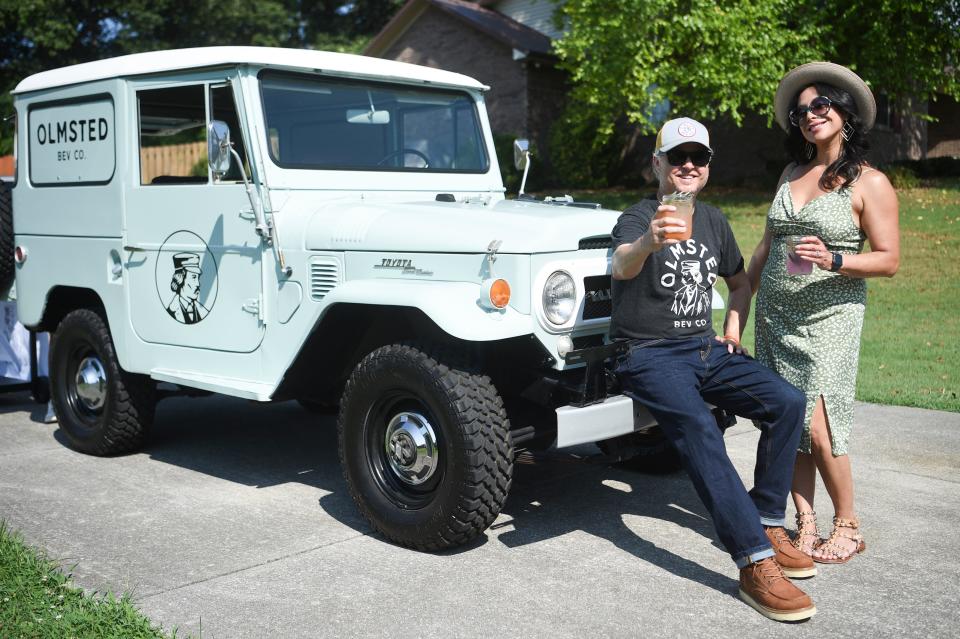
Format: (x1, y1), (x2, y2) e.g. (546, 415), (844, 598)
(792, 511), (821, 557)
(813, 516), (866, 564)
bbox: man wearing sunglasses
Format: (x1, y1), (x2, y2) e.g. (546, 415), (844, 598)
(610, 117), (817, 622)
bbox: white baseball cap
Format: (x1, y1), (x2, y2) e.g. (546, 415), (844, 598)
(654, 117), (712, 153)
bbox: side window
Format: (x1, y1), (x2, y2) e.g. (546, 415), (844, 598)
(210, 84), (250, 182)
(138, 85), (207, 185)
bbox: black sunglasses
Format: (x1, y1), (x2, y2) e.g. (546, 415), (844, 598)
(662, 148), (712, 167)
(789, 95), (833, 127)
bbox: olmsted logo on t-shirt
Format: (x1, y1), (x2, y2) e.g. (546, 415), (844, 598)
(660, 239), (720, 330)
(609, 198), (743, 341)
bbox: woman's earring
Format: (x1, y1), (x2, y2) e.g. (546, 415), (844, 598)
(841, 121), (854, 141)
(804, 142), (815, 159)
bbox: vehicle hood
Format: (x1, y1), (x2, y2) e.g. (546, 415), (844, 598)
(304, 199), (619, 253)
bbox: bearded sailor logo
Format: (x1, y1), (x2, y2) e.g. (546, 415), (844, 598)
(659, 240), (719, 328)
(672, 260), (710, 316)
(154, 230), (219, 325)
(166, 253), (209, 324)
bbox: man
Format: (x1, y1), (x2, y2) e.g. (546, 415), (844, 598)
(611, 117), (816, 622)
(167, 252), (209, 324)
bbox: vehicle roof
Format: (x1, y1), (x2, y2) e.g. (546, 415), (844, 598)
(13, 46), (488, 95)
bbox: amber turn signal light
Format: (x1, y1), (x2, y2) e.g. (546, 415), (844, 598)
(480, 278), (511, 310)
(489, 278), (510, 308)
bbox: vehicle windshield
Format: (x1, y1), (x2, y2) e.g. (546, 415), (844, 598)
(260, 72), (488, 173)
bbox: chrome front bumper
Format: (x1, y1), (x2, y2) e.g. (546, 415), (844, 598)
(554, 395), (657, 448)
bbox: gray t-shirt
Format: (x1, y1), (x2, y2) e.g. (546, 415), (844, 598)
(610, 196), (744, 340)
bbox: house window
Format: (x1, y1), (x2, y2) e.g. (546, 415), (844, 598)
(873, 93), (900, 133)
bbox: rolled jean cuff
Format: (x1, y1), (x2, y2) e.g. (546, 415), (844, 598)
(734, 547), (775, 569)
(759, 515), (785, 528)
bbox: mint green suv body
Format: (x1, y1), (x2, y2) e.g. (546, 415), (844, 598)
(9, 47), (666, 549)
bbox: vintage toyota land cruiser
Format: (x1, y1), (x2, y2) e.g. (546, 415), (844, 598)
(6, 47), (689, 550)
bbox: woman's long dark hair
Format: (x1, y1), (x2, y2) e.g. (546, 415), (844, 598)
(784, 82), (870, 191)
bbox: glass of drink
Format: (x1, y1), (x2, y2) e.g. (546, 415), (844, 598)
(655, 191), (695, 241)
(785, 235), (813, 275)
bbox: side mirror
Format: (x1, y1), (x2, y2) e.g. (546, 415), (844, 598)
(513, 139), (532, 196)
(513, 139), (530, 171)
(207, 120), (232, 177)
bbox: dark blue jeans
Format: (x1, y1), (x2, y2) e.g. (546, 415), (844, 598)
(615, 336), (806, 567)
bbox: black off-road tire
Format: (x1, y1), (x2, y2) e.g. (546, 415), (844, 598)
(338, 343), (513, 551)
(50, 309), (155, 455)
(598, 427), (682, 474)
(0, 181), (15, 295)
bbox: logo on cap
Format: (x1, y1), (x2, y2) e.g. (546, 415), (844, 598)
(677, 122), (697, 138)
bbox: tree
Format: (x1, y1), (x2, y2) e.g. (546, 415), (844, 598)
(550, 0), (960, 182)
(0, 0), (405, 154)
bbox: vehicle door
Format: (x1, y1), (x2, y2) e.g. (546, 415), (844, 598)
(124, 76), (265, 353)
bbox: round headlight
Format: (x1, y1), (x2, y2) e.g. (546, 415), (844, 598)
(542, 270), (576, 325)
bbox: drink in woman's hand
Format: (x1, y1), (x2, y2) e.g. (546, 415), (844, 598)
(785, 235), (813, 275)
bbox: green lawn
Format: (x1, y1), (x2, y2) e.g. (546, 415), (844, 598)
(0, 522), (177, 638)
(571, 177), (960, 413)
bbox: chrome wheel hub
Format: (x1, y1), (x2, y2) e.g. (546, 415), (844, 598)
(384, 412), (438, 486)
(75, 356), (107, 412)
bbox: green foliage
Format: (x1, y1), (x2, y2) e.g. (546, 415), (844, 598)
(0, 0), (404, 154)
(0, 521), (177, 638)
(886, 157), (960, 179)
(548, 110), (620, 188)
(189, 157), (209, 178)
(552, 0), (960, 186)
(884, 164), (921, 190)
(311, 32), (372, 54)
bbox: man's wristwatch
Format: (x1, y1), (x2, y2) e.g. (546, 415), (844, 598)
(829, 252), (843, 272)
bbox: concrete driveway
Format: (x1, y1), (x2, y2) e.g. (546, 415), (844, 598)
(1, 392), (958, 638)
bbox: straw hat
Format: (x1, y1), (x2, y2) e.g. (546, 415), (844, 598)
(774, 62), (876, 132)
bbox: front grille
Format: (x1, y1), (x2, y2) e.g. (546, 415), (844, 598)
(582, 274), (612, 319)
(309, 257), (341, 300)
(572, 333), (605, 349)
(579, 236), (612, 250)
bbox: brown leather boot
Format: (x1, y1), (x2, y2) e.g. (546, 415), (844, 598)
(765, 526), (817, 578)
(739, 557), (816, 622)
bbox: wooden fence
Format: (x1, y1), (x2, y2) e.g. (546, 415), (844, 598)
(140, 141), (207, 184)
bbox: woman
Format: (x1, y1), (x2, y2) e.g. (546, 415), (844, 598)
(748, 62), (900, 564)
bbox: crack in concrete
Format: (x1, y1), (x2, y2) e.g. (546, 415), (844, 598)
(136, 529), (373, 601)
(872, 466), (960, 486)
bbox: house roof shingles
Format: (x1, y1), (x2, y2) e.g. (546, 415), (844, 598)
(430, 0), (553, 56)
(367, 0), (554, 58)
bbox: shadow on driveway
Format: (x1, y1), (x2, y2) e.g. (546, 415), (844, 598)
(49, 393), (735, 596)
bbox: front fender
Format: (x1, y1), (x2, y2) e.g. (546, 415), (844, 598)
(318, 279), (533, 342)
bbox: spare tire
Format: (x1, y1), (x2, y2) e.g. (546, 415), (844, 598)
(0, 181), (14, 295)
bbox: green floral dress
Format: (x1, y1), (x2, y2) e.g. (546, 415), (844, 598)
(755, 179), (867, 456)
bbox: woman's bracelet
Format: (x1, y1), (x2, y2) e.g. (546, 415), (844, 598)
(722, 335), (741, 346)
